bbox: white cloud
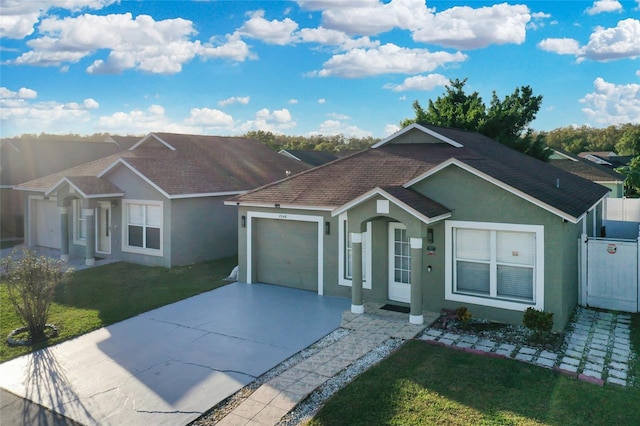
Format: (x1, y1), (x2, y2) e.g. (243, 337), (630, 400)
(199, 32), (256, 62)
(0, 86), (100, 135)
(412, 3), (531, 49)
(184, 108), (234, 128)
(97, 104), (199, 134)
(299, 0), (431, 36)
(84, 98), (99, 109)
(310, 119), (373, 138)
(311, 43), (466, 78)
(11, 12), (255, 74)
(586, 0), (622, 15)
(318, 98), (326, 104)
(240, 108), (296, 132)
(385, 124), (401, 136)
(580, 77), (640, 125)
(288, 99), (299, 104)
(383, 73), (449, 92)
(0, 0), (116, 39)
(218, 96), (250, 107)
(539, 19), (640, 62)
(239, 10), (298, 45)
(327, 112), (349, 120)
(637, 70), (640, 77)
(578, 19), (640, 61)
(538, 38), (581, 55)
(0, 87), (37, 99)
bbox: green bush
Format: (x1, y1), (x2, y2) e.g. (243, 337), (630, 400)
(523, 307), (553, 339)
(1, 248), (73, 342)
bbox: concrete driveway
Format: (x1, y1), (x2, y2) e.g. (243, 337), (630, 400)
(0, 282), (349, 425)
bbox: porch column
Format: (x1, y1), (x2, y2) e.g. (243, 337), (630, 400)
(351, 232), (364, 314)
(59, 206), (69, 262)
(409, 237), (424, 325)
(84, 207), (96, 266)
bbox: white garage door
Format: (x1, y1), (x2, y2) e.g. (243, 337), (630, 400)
(34, 199), (61, 249)
(254, 218), (318, 292)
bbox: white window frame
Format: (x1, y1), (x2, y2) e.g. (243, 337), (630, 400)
(338, 213), (372, 289)
(445, 220), (544, 311)
(122, 199), (163, 256)
(73, 199), (86, 245)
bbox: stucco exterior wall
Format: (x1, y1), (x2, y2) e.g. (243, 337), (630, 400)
(412, 165), (582, 330)
(103, 166), (171, 267)
(170, 196), (237, 266)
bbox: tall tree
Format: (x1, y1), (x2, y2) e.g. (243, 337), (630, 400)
(403, 79), (550, 161)
(616, 127), (640, 156)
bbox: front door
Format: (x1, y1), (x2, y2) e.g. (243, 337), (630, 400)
(96, 201), (111, 254)
(388, 222), (411, 303)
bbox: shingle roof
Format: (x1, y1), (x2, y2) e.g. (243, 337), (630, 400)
(280, 150), (339, 166)
(550, 150), (624, 183)
(15, 133), (311, 197)
(233, 125), (609, 222)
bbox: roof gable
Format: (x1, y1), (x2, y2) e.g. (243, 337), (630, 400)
(371, 123), (463, 148)
(332, 186), (452, 225)
(129, 133), (176, 151)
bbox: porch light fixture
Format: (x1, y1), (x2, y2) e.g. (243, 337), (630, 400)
(275, 203), (280, 208)
(241, 215), (246, 228)
(427, 228), (434, 244)
(325, 221), (330, 235)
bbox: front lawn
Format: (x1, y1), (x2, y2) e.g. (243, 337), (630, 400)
(309, 337), (640, 426)
(0, 256), (237, 363)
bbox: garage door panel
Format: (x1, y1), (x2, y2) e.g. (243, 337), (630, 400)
(255, 219), (317, 291)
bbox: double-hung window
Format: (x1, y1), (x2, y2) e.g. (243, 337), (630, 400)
(124, 201), (162, 254)
(445, 221), (544, 311)
(73, 199), (86, 244)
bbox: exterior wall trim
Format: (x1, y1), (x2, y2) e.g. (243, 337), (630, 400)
(246, 211), (325, 295)
(337, 213), (372, 290)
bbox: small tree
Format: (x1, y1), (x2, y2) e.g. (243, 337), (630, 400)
(1, 248), (72, 342)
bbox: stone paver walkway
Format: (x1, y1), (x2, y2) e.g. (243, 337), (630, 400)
(216, 305), (438, 426)
(214, 306), (635, 426)
(421, 307), (634, 387)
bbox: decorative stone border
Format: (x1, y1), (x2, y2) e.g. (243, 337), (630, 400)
(6, 324), (59, 346)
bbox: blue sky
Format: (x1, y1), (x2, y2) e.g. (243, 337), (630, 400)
(1, 0), (639, 139)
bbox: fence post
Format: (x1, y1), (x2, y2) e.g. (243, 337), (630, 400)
(579, 233), (588, 307)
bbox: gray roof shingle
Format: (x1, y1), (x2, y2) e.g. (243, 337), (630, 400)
(234, 125), (609, 221)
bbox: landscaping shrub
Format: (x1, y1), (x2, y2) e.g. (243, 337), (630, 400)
(523, 307), (553, 340)
(1, 248), (73, 343)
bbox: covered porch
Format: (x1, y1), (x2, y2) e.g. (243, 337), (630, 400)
(333, 186), (451, 325)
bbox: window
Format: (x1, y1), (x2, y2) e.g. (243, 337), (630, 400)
(73, 199), (86, 244)
(338, 214), (372, 289)
(445, 221), (543, 311)
(123, 201), (162, 254)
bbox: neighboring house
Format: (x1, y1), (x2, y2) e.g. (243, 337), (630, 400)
(549, 149), (625, 197)
(1, 136), (139, 239)
(228, 124), (609, 331)
(578, 151), (634, 169)
(278, 149), (339, 166)
(14, 133), (309, 268)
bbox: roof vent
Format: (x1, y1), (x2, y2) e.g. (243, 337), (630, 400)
(556, 178), (560, 189)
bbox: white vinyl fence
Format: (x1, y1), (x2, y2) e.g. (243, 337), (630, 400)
(605, 198), (640, 222)
(580, 233), (640, 313)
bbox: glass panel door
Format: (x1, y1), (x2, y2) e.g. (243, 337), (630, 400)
(388, 222), (411, 303)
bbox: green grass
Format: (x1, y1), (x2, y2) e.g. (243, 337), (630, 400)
(1, 256), (237, 362)
(309, 336), (640, 426)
